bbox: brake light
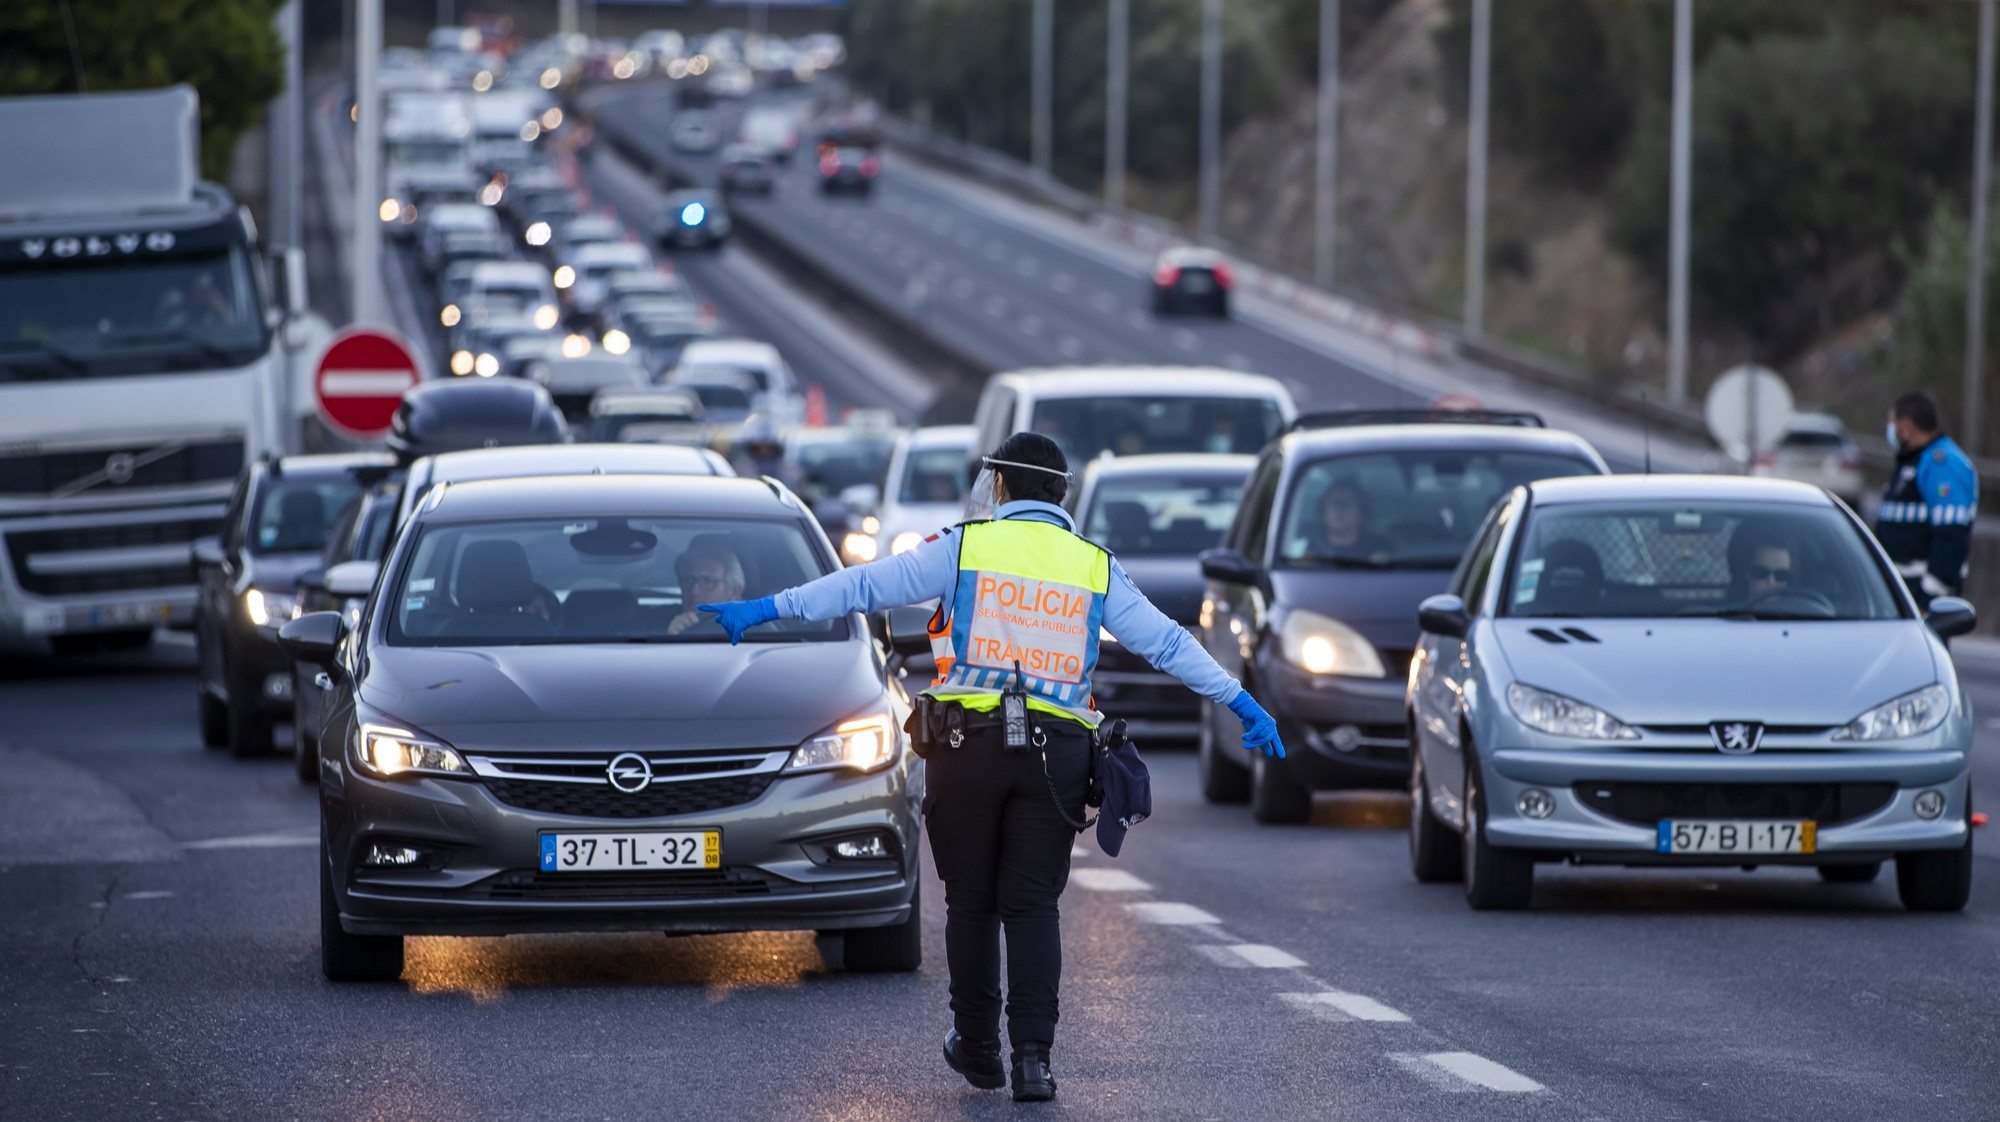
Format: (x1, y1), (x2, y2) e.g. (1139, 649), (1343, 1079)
(1212, 262), (1234, 290)
(860, 156), (880, 177)
(1154, 265), (1181, 288)
(819, 155), (839, 176)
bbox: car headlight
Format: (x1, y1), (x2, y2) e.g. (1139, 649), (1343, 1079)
(244, 588), (299, 628)
(786, 713), (897, 775)
(890, 531), (923, 556)
(533, 303), (560, 330)
(552, 265), (576, 289)
(841, 531), (878, 563)
(1832, 683), (1951, 741)
(379, 198), (402, 223)
(1276, 608), (1384, 678)
(474, 352), (500, 377)
(602, 328), (632, 355)
(1506, 682), (1640, 740)
(525, 220), (552, 246)
(355, 722), (470, 779)
(440, 303), (461, 327)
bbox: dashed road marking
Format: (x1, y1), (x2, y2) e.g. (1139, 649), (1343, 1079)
(1126, 902), (1220, 925)
(1278, 991), (1412, 1023)
(122, 890), (174, 901)
(181, 828), (318, 850)
(1071, 869), (1150, 892)
(1199, 943), (1306, 969)
(1390, 1052), (1544, 1094)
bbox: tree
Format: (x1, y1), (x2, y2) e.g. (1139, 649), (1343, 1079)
(0, 0), (287, 182)
(1878, 202), (2000, 429)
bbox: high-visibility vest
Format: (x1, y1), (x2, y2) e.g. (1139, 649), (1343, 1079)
(924, 518), (1111, 727)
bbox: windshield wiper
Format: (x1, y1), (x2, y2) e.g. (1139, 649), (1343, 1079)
(1289, 554), (1458, 571)
(0, 339), (93, 378)
(102, 328), (241, 367)
(1713, 609), (1832, 622)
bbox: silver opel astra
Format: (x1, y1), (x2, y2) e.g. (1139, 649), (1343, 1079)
(282, 474), (921, 980)
(1407, 475), (1976, 912)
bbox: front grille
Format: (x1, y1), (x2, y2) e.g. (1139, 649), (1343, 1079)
(1638, 724), (1837, 737)
(4, 515), (219, 595)
(0, 439), (244, 496)
(1574, 781), (1896, 828)
(478, 867), (784, 901)
(483, 772), (777, 819)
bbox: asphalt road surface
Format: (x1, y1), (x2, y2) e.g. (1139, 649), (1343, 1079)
(4, 635), (1997, 1121)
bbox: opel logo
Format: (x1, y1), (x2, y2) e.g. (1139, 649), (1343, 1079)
(606, 752), (653, 793)
(1709, 722), (1764, 755)
(103, 452), (136, 485)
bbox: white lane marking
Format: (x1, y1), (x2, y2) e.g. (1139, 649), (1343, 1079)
(1019, 315), (1044, 338)
(181, 828), (318, 850)
(1056, 335), (1084, 359)
(1390, 1052), (1545, 1094)
(122, 890), (174, 901)
(1071, 868), (1150, 892)
(318, 370), (416, 396)
(1071, 842), (1090, 859)
(1171, 328), (1201, 353)
(1201, 943), (1306, 969)
(1126, 902), (1220, 925)
(1052, 272), (1076, 294)
(1278, 991), (1412, 1023)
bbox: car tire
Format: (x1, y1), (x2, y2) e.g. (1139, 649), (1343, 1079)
(198, 686), (229, 750)
(227, 664), (275, 759)
(1408, 748), (1462, 884)
(1249, 748), (1312, 825)
(842, 868), (922, 973)
(1896, 803), (1973, 913)
(1461, 752), (1533, 910)
(1816, 862), (1882, 884)
(320, 824), (404, 982)
(1197, 700), (1250, 804)
(1213, 293), (1230, 318)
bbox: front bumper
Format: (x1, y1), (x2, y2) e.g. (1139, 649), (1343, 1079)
(1262, 658), (1409, 788)
(1480, 747), (1971, 860)
(226, 623), (296, 715)
(326, 759), (922, 937)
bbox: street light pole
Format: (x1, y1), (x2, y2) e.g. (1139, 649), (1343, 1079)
(1667, 0), (1694, 403)
(1199, 0), (1222, 240)
(271, 0), (303, 253)
(1105, 0), (1129, 210)
(352, 0), (384, 327)
(1964, 0), (1994, 457)
(559, 0), (577, 39)
(1314, 0), (1340, 288)
(1031, 0), (1052, 182)
(1463, 0), (1490, 342)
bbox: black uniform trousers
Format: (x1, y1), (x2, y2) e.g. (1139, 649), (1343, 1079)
(922, 716), (1093, 1051)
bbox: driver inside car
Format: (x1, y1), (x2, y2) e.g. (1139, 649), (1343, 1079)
(1726, 528), (1799, 607)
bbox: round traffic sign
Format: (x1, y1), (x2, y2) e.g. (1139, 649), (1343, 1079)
(314, 327), (424, 440)
(1702, 364), (1795, 462)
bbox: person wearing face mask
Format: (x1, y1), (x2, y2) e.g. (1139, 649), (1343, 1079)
(694, 431), (1285, 1103)
(1875, 392), (1978, 609)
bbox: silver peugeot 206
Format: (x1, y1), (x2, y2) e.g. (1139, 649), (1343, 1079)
(281, 473), (921, 980)
(1407, 475), (1977, 912)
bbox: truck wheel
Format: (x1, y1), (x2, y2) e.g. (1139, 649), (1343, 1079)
(843, 871), (922, 973)
(1249, 750), (1312, 825)
(1197, 700), (1250, 804)
(1462, 753), (1534, 910)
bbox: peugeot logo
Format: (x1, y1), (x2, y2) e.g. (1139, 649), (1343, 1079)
(606, 752), (653, 793)
(1709, 722), (1764, 755)
(103, 452), (136, 485)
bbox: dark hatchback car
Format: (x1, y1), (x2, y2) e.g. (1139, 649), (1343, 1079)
(290, 478), (404, 784)
(281, 475), (922, 982)
(817, 147), (878, 196)
(1150, 246), (1233, 317)
(1197, 412), (1609, 822)
(1075, 454), (1255, 742)
(194, 453), (392, 757)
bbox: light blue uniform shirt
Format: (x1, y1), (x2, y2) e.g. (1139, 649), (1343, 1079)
(775, 499), (1245, 707)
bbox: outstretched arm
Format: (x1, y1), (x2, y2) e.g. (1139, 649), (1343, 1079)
(701, 527), (960, 641)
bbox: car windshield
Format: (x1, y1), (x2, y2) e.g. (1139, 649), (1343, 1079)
(389, 515), (846, 645)
(1502, 500), (1903, 621)
(682, 361), (768, 391)
(252, 476), (364, 555)
(1030, 395), (1284, 463)
(687, 384), (751, 414)
(898, 445), (969, 504)
(1083, 472), (1247, 556)
(1279, 449), (1599, 570)
(794, 437), (895, 497)
(587, 415), (702, 443)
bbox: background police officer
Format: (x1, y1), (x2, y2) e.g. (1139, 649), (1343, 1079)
(700, 432), (1285, 1104)
(1875, 391), (1978, 609)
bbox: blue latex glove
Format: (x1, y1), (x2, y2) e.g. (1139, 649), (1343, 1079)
(697, 596), (780, 644)
(1227, 692), (1286, 758)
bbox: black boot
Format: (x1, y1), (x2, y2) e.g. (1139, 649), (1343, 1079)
(1010, 1042), (1057, 1102)
(942, 1030), (1006, 1090)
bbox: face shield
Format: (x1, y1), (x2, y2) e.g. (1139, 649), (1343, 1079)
(964, 456), (1074, 522)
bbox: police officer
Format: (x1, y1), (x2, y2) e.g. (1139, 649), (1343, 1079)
(1875, 391), (1978, 609)
(699, 432), (1285, 1103)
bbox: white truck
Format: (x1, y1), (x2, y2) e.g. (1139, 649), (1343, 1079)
(0, 86), (300, 652)
(382, 89), (476, 240)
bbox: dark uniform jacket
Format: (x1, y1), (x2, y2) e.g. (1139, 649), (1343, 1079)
(1874, 433), (1977, 606)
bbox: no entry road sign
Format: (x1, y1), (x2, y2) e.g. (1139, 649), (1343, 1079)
(314, 327), (423, 440)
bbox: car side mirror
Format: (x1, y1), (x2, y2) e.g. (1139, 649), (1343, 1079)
(1199, 547), (1263, 588)
(1417, 594), (1470, 639)
(1924, 596), (1977, 640)
(278, 611), (346, 669)
(884, 605), (933, 657)
(269, 246), (308, 318)
(324, 560), (380, 599)
(192, 536), (225, 568)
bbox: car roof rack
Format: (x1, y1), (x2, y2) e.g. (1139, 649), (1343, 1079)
(1288, 408), (1546, 432)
